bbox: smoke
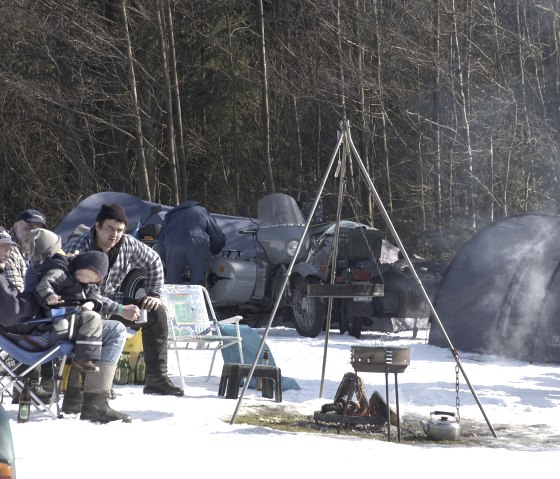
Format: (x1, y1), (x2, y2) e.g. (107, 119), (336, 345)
(432, 213), (560, 364)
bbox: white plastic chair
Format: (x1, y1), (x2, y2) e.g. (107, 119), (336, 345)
(162, 284), (243, 390)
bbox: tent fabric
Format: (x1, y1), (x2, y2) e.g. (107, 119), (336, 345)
(54, 192), (169, 244)
(54, 191), (259, 257)
(429, 213), (560, 364)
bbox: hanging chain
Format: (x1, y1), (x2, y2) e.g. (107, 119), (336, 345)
(453, 349), (461, 422)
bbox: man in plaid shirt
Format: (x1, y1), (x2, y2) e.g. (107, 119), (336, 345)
(64, 203), (184, 397)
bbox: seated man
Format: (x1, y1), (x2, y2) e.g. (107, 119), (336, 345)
(5, 209), (48, 292)
(64, 203), (184, 396)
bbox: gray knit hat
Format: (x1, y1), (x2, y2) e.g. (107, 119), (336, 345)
(28, 228), (62, 263)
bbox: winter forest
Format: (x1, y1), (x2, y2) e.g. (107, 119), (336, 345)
(1, 0), (560, 261)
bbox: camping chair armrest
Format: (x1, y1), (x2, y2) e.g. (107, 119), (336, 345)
(20, 317), (55, 325)
(217, 315), (243, 325)
(21, 306), (82, 324)
(20, 307), (80, 338)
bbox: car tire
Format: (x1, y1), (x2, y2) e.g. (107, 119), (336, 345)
(120, 268), (147, 299)
(288, 276), (324, 338)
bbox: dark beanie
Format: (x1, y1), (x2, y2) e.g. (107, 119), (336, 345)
(71, 251), (109, 281)
(95, 203), (128, 225)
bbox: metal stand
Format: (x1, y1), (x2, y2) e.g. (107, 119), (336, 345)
(335, 368), (402, 442)
(384, 371), (400, 442)
(231, 121), (498, 440)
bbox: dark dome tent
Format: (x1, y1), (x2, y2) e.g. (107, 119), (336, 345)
(429, 213), (560, 364)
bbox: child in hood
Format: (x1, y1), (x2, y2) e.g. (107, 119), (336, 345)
(35, 251), (110, 373)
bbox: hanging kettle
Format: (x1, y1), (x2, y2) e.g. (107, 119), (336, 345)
(420, 411), (461, 441)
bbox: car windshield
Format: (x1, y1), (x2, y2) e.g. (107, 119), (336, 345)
(257, 193), (305, 226)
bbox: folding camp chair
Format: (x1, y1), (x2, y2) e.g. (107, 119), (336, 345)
(162, 284), (243, 390)
(0, 308), (77, 420)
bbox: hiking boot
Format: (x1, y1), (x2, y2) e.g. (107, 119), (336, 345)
(143, 374), (184, 396)
(80, 362), (131, 423)
(72, 360), (100, 374)
(80, 392), (131, 424)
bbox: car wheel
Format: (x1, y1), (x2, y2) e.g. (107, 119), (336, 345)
(120, 269), (147, 299)
(288, 276), (324, 338)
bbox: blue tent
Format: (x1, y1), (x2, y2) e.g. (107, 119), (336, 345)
(429, 213), (560, 363)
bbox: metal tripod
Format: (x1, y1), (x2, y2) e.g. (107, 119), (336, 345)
(230, 120), (497, 439)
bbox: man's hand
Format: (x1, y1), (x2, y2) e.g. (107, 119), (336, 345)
(141, 296), (162, 312)
(119, 303), (140, 322)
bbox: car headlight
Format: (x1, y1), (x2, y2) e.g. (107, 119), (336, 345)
(286, 240), (299, 257)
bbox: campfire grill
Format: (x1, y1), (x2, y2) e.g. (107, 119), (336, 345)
(348, 346), (411, 442)
(351, 346), (410, 373)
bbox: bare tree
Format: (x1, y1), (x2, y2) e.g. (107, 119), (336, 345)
(156, 0), (180, 205)
(122, 0), (150, 201)
(257, 0), (275, 193)
(451, 0), (476, 229)
(166, 0), (189, 201)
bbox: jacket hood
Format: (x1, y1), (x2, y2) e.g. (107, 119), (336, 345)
(70, 251), (109, 281)
(37, 253), (70, 275)
(167, 200), (200, 217)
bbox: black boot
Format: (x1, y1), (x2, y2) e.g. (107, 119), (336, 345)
(61, 367), (83, 415)
(143, 374), (184, 396)
(79, 362), (131, 423)
(80, 392), (132, 424)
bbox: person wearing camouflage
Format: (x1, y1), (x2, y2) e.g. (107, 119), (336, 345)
(63, 203), (183, 397)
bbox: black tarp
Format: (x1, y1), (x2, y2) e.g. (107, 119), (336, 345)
(429, 213), (560, 363)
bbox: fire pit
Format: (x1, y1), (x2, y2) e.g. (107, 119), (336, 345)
(351, 346), (410, 373)
(349, 346), (411, 442)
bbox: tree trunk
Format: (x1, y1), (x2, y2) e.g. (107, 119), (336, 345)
(451, 0), (475, 229)
(373, 0), (392, 215)
(122, 0), (150, 201)
(227, 12), (240, 205)
(257, 0), (275, 193)
(356, 0), (373, 225)
(336, 0), (355, 198)
(166, 0), (188, 201)
(292, 94), (304, 202)
(431, 0), (442, 230)
(156, 0), (179, 205)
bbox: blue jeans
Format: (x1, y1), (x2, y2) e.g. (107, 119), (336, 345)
(100, 319), (127, 364)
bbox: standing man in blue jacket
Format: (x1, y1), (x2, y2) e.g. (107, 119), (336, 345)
(157, 200), (225, 285)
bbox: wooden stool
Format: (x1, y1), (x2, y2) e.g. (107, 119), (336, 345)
(218, 363), (282, 402)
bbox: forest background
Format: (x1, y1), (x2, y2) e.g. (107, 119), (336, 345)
(1, 0), (560, 263)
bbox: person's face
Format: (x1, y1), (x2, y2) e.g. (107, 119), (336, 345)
(95, 219), (126, 252)
(0, 244), (12, 266)
(74, 268), (102, 284)
(13, 220), (43, 248)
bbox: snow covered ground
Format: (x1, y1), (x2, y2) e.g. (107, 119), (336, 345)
(5, 325), (560, 478)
